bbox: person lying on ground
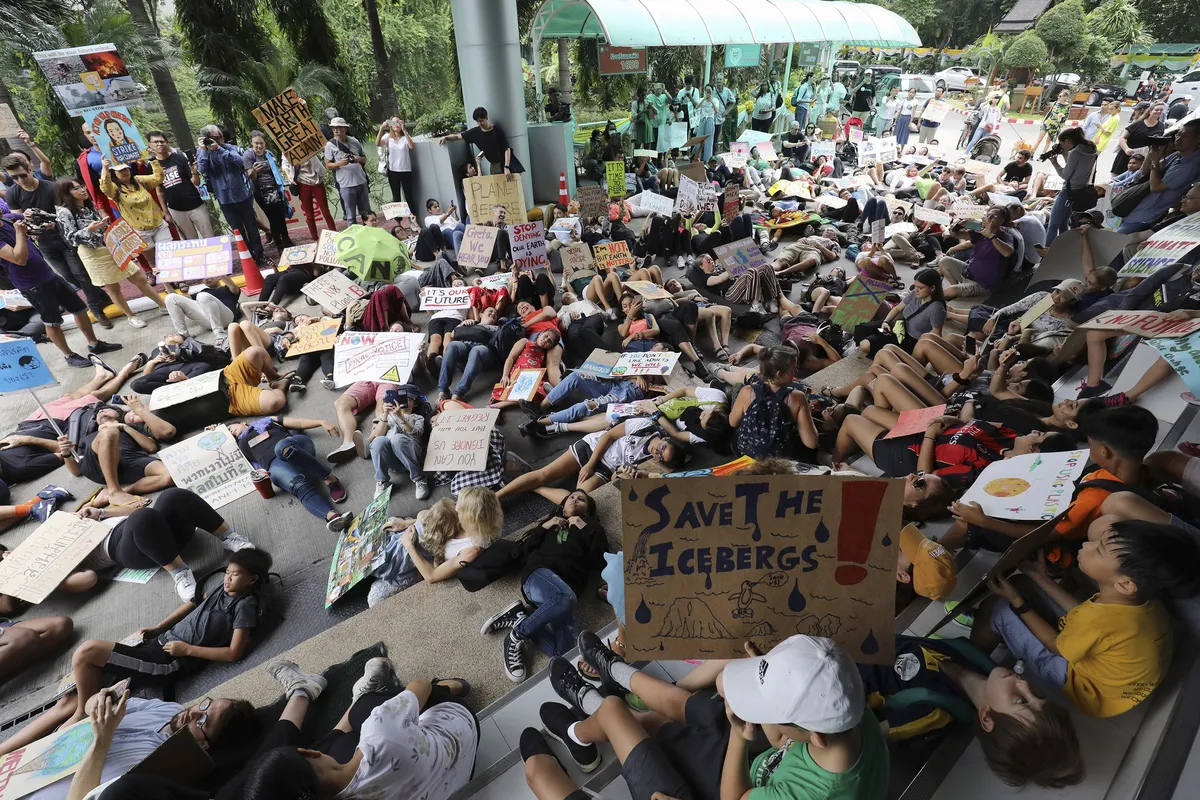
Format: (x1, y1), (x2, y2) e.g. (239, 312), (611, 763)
(0, 615), (73, 686)
(0, 483), (72, 538)
(0, 428), (76, 509)
(489, 326), (562, 411)
(516, 371), (652, 438)
(65, 397), (175, 508)
(228, 417), (354, 532)
(129, 334), (229, 394)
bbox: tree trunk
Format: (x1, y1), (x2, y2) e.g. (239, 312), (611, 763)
(363, 0), (398, 119)
(0, 75), (33, 157)
(557, 39), (572, 105)
(124, 0), (192, 146)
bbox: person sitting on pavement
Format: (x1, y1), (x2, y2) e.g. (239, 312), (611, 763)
(367, 384), (431, 500)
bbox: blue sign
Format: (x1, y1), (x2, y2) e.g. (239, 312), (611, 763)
(86, 106), (146, 165)
(0, 337), (58, 393)
(724, 44), (762, 69)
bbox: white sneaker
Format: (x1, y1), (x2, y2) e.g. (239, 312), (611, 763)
(172, 568), (197, 602)
(414, 479), (432, 501)
(352, 657), (397, 703)
(267, 660), (328, 700)
(353, 430), (368, 459)
(605, 307), (618, 321)
(127, 316), (147, 329)
(320, 378), (334, 390)
(375, 481), (390, 499)
(219, 531), (254, 551)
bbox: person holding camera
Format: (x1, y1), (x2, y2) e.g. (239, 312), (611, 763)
(1044, 127), (1098, 245)
(197, 125), (266, 265)
(1118, 119), (1200, 234)
(376, 116), (416, 206)
(324, 118), (372, 226)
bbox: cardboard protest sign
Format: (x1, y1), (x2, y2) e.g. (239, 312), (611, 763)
(883, 405), (947, 439)
(723, 150), (747, 169)
(286, 317), (341, 357)
(500, 368), (545, 402)
(593, 241), (634, 271)
(577, 185), (608, 220)
(605, 160), (627, 197)
(1147, 329), (1200, 400)
(457, 225), (499, 270)
(510, 221), (549, 270)
(326, 485), (392, 607)
(674, 174), (701, 213)
(148, 370), (222, 412)
(0, 103), (20, 138)
(36, 43), (140, 115)
(1079, 310), (1200, 338)
(1033, 229), (1130, 284)
(883, 196), (913, 217)
(679, 162), (707, 186)
(577, 348), (622, 378)
(549, 216), (581, 243)
(477, 272), (511, 291)
(381, 202), (412, 221)
(722, 184), (740, 224)
(562, 242), (595, 281)
(714, 238), (769, 278)
(0, 718), (95, 799)
(420, 286), (472, 310)
(424, 407), (499, 472)
(756, 141), (778, 161)
(696, 190), (719, 214)
(611, 351), (680, 377)
(622, 475), (901, 662)
(278, 243), (318, 267)
(813, 194), (848, 210)
(155, 236), (233, 284)
(251, 88), (325, 165)
(1018, 294), (1056, 329)
(913, 206), (951, 227)
(921, 100), (951, 125)
(0, 513), (107, 604)
(158, 426), (255, 510)
(86, 106), (145, 164)
(960, 450), (1089, 521)
(0, 337), (57, 394)
(625, 281), (673, 301)
(333, 331), (423, 387)
(104, 217), (146, 270)
(314, 229), (346, 268)
(1119, 211), (1200, 278)
(633, 192), (672, 216)
(463, 174), (527, 224)
(301, 269), (366, 314)
(830, 276), (892, 330)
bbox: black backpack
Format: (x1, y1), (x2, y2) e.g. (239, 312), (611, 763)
(488, 316), (527, 360)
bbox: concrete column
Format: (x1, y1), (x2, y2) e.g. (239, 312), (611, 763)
(450, 0), (533, 209)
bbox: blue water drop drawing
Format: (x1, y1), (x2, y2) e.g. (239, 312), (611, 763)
(788, 580), (806, 612)
(635, 595), (652, 624)
(628, 487), (638, 501)
(881, 532), (892, 547)
(861, 630), (879, 655)
(814, 520), (830, 543)
(659, 640), (665, 651)
(704, 571), (712, 590)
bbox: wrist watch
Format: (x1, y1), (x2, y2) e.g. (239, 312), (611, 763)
(1010, 601), (1031, 616)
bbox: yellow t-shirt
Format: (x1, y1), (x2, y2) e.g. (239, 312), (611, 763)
(1057, 597), (1174, 718)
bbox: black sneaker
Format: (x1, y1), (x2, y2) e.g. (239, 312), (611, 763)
(481, 600), (525, 634)
(518, 399), (543, 418)
(88, 340), (122, 355)
(503, 628), (527, 682)
(578, 631), (627, 697)
(539, 702), (601, 772)
(65, 353), (92, 368)
(549, 656), (601, 715)
(519, 727), (562, 766)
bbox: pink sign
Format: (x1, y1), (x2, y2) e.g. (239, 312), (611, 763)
(884, 404), (948, 439)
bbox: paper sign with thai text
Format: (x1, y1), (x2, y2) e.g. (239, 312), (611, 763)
(622, 475), (901, 662)
(500, 368), (545, 403)
(333, 331), (423, 388)
(251, 88), (325, 165)
(636, 192), (674, 216)
(0, 103), (21, 138)
(913, 206), (951, 226)
(1119, 211), (1200, 278)
(104, 217), (145, 270)
(830, 276), (892, 330)
(884, 404), (948, 439)
(593, 241), (634, 271)
(0, 337), (57, 394)
(155, 236), (233, 283)
(0, 513), (107, 604)
(457, 224), (499, 270)
(301, 269), (366, 314)
(278, 243), (318, 267)
(286, 317), (341, 357)
(577, 185), (608, 220)
(158, 426), (255, 510)
(86, 106), (144, 164)
(960, 450), (1089, 520)
(625, 281), (673, 300)
(0, 719), (95, 799)
(510, 221), (549, 270)
(148, 370), (222, 411)
(1079, 310), (1200, 338)
(420, 286), (472, 310)
(611, 351), (680, 377)
(714, 238), (769, 278)
(326, 485), (391, 607)
(424, 407), (500, 472)
(381, 202), (412, 221)
(463, 174), (527, 224)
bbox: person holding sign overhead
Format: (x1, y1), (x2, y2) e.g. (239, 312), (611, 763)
(377, 116), (416, 206)
(439, 107), (525, 177)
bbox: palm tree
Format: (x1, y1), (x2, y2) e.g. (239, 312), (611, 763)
(203, 50), (341, 118)
(264, 0), (362, 124)
(362, 0), (398, 119)
(965, 30), (1006, 91)
(1087, 0), (1152, 52)
(123, 0), (191, 146)
(175, 0), (272, 131)
(0, 0), (70, 154)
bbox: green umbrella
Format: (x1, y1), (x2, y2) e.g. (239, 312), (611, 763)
(333, 225), (409, 282)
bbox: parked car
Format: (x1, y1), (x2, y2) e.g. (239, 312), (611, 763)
(876, 74), (936, 128)
(1040, 72), (1127, 106)
(833, 60), (860, 82)
(931, 66), (981, 92)
(1169, 68), (1200, 111)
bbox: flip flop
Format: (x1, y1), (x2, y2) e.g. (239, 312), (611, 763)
(88, 354), (116, 377)
(128, 352), (148, 370)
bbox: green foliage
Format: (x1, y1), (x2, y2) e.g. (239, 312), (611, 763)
(202, 50), (342, 120)
(1134, 0), (1200, 45)
(1034, 0), (1089, 70)
(1003, 31), (1048, 71)
(413, 102), (466, 138)
(1077, 34), (1115, 84)
(1086, 0), (1152, 51)
(174, 0), (272, 130)
(965, 30), (1006, 76)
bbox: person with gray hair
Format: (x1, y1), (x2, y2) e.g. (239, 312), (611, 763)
(196, 125), (265, 264)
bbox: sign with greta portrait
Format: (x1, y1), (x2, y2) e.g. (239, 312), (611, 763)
(621, 475), (901, 664)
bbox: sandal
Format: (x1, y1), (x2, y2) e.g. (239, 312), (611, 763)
(715, 346), (731, 362)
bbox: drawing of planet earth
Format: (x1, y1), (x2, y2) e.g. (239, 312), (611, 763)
(197, 429), (227, 451)
(984, 477), (1030, 498)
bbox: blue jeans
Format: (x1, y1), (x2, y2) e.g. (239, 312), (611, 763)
(966, 123), (990, 153)
(697, 118), (716, 162)
(545, 371), (612, 407)
(795, 105), (809, 131)
(439, 340), (496, 397)
(547, 379), (645, 424)
(439, 223), (466, 253)
(1045, 186), (1073, 246)
(268, 435), (334, 519)
(991, 596), (1069, 689)
(339, 182), (372, 224)
(515, 568), (578, 657)
(370, 432), (424, 482)
(219, 198), (263, 261)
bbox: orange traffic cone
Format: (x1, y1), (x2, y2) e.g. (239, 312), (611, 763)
(233, 230), (264, 295)
(558, 172), (569, 205)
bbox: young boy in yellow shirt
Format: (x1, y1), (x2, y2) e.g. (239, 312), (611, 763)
(971, 519), (1200, 718)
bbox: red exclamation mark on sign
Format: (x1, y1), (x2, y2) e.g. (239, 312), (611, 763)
(835, 481), (889, 585)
